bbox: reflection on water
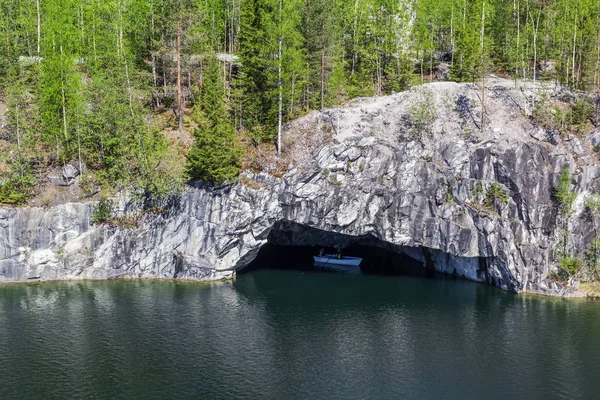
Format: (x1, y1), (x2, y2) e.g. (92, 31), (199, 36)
(0, 271), (599, 399)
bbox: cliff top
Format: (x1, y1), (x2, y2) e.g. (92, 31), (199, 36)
(2, 77), (598, 208)
(274, 77), (598, 178)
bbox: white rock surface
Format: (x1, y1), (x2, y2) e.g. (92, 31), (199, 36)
(1, 79), (596, 295)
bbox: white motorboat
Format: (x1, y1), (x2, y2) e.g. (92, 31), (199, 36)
(313, 254), (363, 272)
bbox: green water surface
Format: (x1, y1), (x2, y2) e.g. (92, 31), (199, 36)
(0, 270), (599, 399)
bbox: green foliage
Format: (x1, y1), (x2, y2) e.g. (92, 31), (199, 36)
(554, 227), (570, 261)
(531, 92), (555, 129)
(446, 184), (454, 203)
(555, 255), (584, 281)
(450, 0), (494, 83)
(585, 194), (600, 279)
(484, 181), (508, 210)
(186, 58), (241, 184)
(471, 180), (484, 200)
(237, 0), (275, 134)
(186, 139), (242, 184)
(554, 169), (576, 260)
(91, 197), (114, 225)
(586, 239), (600, 278)
(407, 88), (436, 139)
(585, 195), (600, 215)
(0, 157), (37, 204)
(55, 248), (65, 259)
(0, 173), (36, 204)
(2, 0), (600, 204)
(570, 98), (595, 125)
(555, 169), (576, 216)
(533, 93), (597, 134)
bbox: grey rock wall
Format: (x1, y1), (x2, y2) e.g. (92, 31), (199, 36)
(1, 79), (598, 295)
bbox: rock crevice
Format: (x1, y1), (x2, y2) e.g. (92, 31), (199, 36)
(1, 79), (598, 295)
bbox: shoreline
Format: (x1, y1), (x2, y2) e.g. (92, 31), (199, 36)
(1, 272), (598, 301)
(0, 274), (236, 286)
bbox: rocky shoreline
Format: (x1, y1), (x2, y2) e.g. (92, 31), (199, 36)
(2, 79), (600, 296)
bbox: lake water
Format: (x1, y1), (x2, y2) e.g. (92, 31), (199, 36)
(0, 269), (599, 399)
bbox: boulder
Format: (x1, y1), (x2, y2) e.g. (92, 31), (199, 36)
(590, 130), (600, 148)
(63, 164), (80, 180)
(436, 63), (450, 81)
(47, 176), (69, 186)
(48, 163), (81, 186)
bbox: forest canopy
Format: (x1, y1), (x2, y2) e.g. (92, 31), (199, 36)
(1, 0), (599, 203)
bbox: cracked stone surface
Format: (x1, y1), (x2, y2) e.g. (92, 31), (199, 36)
(1, 78), (598, 295)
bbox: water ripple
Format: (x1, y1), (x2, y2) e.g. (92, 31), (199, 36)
(0, 272), (599, 399)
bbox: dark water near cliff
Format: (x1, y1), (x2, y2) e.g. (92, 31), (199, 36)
(1, 270), (599, 399)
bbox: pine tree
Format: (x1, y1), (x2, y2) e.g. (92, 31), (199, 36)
(237, 0), (274, 141)
(187, 57), (241, 183)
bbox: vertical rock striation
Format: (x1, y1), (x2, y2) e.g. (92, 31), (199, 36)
(1, 79), (598, 295)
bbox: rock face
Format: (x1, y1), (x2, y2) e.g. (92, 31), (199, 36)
(1, 79), (598, 295)
(47, 163), (81, 186)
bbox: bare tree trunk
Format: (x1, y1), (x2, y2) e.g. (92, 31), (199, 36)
(515, 0), (520, 84)
(60, 85), (68, 162)
(188, 67), (194, 101)
(162, 58), (167, 100)
(352, 0), (359, 75)
(290, 76), (295, 117)
(151, 2), (160, 107)
(480, 1), (485, 129)
(429, 28), (434, 83)
(79, 5), (84, 42)
(480, 2), (485, 52)
(116, 4), (135, 120)
(15, 105), (21, 152)
(596, 25), (600, 122)
(277, 0), (283, 156)
(92, 0), (98, 64)
(124, 61), (135, 119)
(152, 55), (159, 107)
(378, 53), (382, 94)
(26, 30), (32, 58)
(596, 28), (600, 93)
(177, 25), (183, 134)
(60, 37), (68, 162)
(36, 0), (41, 57)
(530, 9), (540, 85)
(450, 3), (454, 66)
(572, 7), (578, 86)
(321, 35), (325, 110)
(223, 59), (226, 90)
(61, 100), (68, 147)
(76, 117), (83, 175)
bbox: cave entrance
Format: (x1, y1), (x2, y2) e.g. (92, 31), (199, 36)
(241, 221), (459, 279)
(243, 242), (439, 278)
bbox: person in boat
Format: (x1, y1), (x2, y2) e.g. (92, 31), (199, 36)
(336, 248), (342, 259)
(319, 248), (324, 257)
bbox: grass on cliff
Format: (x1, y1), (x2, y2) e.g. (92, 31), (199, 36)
(579, 282), (600, 299)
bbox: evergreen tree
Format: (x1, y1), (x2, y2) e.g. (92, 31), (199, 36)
(187, 57), (241, 183)
(4, 0), (600, 203)
(237, 0), (274, 140)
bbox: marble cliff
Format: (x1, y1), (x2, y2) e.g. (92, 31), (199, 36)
(2, 78), (599, 295)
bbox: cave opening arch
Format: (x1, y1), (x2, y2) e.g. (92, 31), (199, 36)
(240, 221), (488, 282)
